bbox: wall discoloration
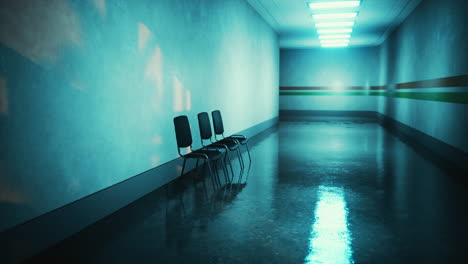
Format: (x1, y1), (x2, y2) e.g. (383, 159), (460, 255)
(378, 0), (468, 152)
(0, 0), (82, 66)
(0, 0), (279, 231)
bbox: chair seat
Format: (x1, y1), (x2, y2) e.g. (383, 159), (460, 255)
(216, 139), (240, 150)
(186, 149), (224, 160)
(203, 144), (230, 153)
(227, 136), (248, 145)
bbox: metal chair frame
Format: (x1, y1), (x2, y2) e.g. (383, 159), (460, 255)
(174, 115), (228, 189)
(197, 112), (243, 182)
(211, 110), (252, 165)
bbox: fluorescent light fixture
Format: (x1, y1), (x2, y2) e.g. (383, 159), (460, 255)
(318, 28), (353, 34)
(308, 1), (361, 9)
(316, 21), (354, 28)
(321, 43), (349, 47)
(313, 12), (357, 20)
(319, 34), (351, 39)
(320, 39), (350, 43)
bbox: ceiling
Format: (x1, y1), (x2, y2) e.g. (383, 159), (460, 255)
(246, 0), (423, 48)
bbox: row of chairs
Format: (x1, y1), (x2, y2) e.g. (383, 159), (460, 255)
(173, 110), (251, 187)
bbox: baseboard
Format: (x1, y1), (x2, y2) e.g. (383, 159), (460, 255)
(376, 113), (468, 173)
(0, 116), (278, 264)
(279, 110), (377, 120)
(279, 110), (468, 173)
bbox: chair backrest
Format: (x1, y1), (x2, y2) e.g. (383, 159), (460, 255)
(211, 110), (225, 135)
(173, 115), (192, 148)
(197, 112), (213, 140)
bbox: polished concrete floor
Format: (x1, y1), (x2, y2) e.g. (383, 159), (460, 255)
(28, 118), (468, 263)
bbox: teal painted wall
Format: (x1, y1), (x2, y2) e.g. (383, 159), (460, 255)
(378, 0), (468, 152)
(280, 47), (380, 111)
(280, 0), (468, 154)
(0, 0), (279, 231)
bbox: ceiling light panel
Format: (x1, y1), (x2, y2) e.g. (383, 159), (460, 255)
(320, 39), (350, 43)
(308, 1), (361, 9)
(317, 28), (353, 34)
(321, 43), (349, 48)
(312, 12), (358, 20)
(308, 1), (361, 48)
(319, 34), (351, 39)
(315, 21), (355, 28)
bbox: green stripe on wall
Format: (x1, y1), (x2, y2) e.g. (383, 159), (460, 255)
(280, 91), (468, 104)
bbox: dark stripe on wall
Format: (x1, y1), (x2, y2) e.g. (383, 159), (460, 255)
(280, 75), (468, 104)
(280, 86), (387, 91)
(280, 91), (386, 96)
(279, 91), (468, 104)
(377, 113), (468, 174)
(281, 75), (468, 92)
(280, 110), (377, 119)
(397, 74), (468, 89)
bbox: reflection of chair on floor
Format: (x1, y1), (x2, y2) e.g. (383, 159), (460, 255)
(164, 179), (187, 218)
(197, 112), (242, 182)
(211, 110), (252, 165)
(173, 115), (228, 188)
(164, 193), (191, 249)
(210, 182), (247, 214)
(223, 183), (247, 202)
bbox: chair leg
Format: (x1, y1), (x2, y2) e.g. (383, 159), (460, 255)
(216, 160), (224, 187)
(236, 148), (244, 170)
(225, 151), (235, 180)
(220, 158), (230, 184)
(245, 143), (252, 163)
(192, 157), (203, 185)
(213, 161), (221, 188)
(204, 159), (217, 190)
(180, 158), (187, 177)
(202, 179), (208, 198)
(215, 160), (223, 188)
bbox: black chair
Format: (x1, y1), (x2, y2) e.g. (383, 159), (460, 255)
(197, 112), (243, 180)
(211, 110), (252, 164)
(173, 115), (228, 188)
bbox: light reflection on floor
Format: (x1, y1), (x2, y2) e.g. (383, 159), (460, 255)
(305, 186), (353, 264)
(24, 118), (468, 263)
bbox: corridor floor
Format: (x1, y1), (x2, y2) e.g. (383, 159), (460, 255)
(28, 117), (468, 263)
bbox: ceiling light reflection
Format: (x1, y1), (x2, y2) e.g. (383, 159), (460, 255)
(304, 186), (354, 264)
